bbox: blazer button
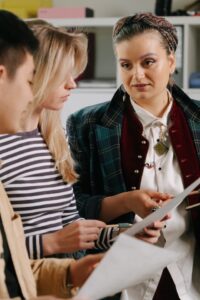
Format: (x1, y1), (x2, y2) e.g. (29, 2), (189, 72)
(131, 186), (137, 190)
(141, 140), (146, 144)
(137, 155), (143, 159)
(134, 169), (139, 174)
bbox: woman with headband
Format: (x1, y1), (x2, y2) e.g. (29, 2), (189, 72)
(67, 13), (200, 299)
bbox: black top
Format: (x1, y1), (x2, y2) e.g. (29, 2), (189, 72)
(0, 218), (23, 298)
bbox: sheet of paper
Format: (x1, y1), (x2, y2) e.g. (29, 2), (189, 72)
(125, 177), (200, 236)
(78, 178), (200, 300)
(78, 234), (187, 300)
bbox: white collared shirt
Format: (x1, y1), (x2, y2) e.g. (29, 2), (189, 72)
(121, 99), (199, 300)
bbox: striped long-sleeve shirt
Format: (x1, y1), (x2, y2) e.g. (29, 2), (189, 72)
(0, 129), (81, 259)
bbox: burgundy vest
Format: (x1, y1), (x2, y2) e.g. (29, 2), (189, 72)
(121, 99), (200, 299)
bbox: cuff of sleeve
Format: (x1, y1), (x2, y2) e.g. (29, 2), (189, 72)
(26, 234), (43, 259)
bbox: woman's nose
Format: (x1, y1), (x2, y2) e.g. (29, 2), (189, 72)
(133, 67), (145, 81)
(66, 76), (77, 89)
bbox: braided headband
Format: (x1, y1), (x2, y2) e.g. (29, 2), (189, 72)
(113, 13), (178, 52)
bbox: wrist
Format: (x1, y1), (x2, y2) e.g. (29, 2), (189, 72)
(42, 231), (58, 256)
(66, 264), (79, 297)
(122, 191), (132, 212)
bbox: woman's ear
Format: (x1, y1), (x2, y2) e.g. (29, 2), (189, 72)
(0, 65), (7, 82)
(168, 52), (176, 75)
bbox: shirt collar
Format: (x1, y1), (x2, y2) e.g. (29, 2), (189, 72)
(130, 95), (173, 128)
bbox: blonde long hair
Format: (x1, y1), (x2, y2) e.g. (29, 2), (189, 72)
(30, 24), (88, 183)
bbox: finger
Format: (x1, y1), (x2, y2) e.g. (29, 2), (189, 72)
(84, 253), (104, 264)
(147, 191), (173, 200)
(86, 253), (104, 263)
(80, 233), (100, 242)
(136, 234), (158, 244)
(79, 219), (106, 228)
(160, 213), (171, 221)
(149, 221), (166, 230)
(143, 227), (161, 238)
(79, 241), (95, 249)
(79, 226), (102, 235)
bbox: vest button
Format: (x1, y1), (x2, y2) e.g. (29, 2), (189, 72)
(134, 169), (139, 174)
(141, 140), (146, 144)
(137, 155), (143, 159)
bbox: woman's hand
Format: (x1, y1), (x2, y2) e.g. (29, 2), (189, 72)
(101, 189), (172, 222)
(70, 253), (104, 287)
(125, 189), (172, 218)
(136, 213), (171, 244)
(42, 220), (106, 256)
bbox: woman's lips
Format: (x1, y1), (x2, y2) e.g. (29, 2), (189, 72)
(133, 83), (150, 90)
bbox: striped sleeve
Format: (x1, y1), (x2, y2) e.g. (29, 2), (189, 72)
(26, 234), (43, 259)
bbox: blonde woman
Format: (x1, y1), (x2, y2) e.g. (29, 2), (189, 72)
(0, 24), (105, 260)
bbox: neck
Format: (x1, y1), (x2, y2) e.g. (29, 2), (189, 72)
(0, 115), (23, 134)
(133, 90), (170, 118)
(22, 107), (41, 131)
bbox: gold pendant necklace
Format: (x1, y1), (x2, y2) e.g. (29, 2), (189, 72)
(154, 124), (169, 156)
(154, 141), (168, 156)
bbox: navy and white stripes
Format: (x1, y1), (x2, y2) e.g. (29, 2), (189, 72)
(0, 129), (80, 259)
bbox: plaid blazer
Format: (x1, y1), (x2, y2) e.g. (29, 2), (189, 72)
(67, 85), (200, 225)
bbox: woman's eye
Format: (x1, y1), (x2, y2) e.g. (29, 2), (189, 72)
(143, 59), (155, 67)
(120, 62), (131, 70)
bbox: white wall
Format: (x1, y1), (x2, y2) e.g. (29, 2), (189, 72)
(53, 0), (194, 17)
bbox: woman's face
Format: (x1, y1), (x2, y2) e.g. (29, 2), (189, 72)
(115, 31), (175, 106)
(42, 57), (77, 111)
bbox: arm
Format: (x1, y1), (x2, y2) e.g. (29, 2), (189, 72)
(42, 219), (105, 256)
(31, 254), (103, 298)
(67, 114), (105, 220)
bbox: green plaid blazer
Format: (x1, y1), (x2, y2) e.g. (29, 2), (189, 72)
(67, 85), (200, 224)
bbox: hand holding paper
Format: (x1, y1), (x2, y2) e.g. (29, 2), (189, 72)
(78, 178), (200, 300)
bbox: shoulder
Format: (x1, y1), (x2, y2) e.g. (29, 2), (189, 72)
(67, 101), (110, 125)
(172, 84), (200, 109)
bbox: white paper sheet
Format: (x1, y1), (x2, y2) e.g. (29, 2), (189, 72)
(78, 178), (200, 300)
(125, 177), (200, 236)
(78, 234), (186, 300)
